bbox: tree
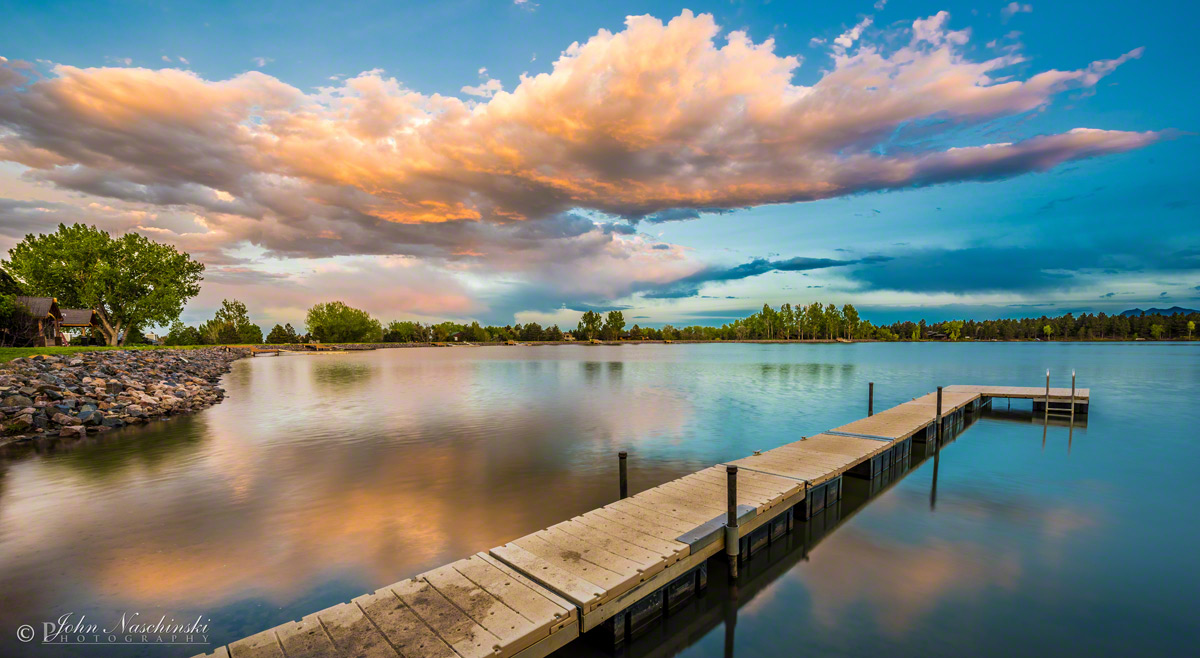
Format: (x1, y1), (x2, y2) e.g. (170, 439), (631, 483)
(163, 320), (202, 346)
(520, 322), (544, 341)
(306, 301), (383, 343)
(945, 320), (964, 341)
(383, 320), (426, 342)
(197, 299), (262, 344)
(824, 303), (841, 340)
(577, 311), (602, 339)
(0, 293), (38, 347)
(1042, 324), (1054, 340)
(805, 302), (823, 340)
(466, 321), (490, 342)
(1150, 324), (1163, 340)
(780, 303), (794, 339)
(603, 310), (626, 340)
(842, 304), (859, 339)
(1189, 320), (1195, 339)
(266, 323), (300, 344)
(4, 223), (204, 345)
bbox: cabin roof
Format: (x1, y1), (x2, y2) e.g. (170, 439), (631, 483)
(15, 296), (62, 320)
(60, 308), (96, 327)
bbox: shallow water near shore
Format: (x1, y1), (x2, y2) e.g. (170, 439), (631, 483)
(1, 342), (1198, 657)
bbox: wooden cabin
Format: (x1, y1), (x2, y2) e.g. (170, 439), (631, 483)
(14, 296), (64, 346)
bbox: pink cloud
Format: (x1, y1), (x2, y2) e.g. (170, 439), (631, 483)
(0, 11), (1158, 248)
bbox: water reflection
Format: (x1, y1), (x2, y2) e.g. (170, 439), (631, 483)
(1, 342), (1197, 658)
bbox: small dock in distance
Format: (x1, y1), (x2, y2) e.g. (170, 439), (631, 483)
(198, 381), (1088, 658)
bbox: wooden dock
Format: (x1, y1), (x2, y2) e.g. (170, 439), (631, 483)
(198, 382), (1087, 658)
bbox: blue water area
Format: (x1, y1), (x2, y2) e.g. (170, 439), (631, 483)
(0, 342), (1196, 657)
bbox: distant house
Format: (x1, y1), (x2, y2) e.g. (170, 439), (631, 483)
(14, 296), (64, 346)
(449, 331), (464, 342)
(562, 333), (576, 341)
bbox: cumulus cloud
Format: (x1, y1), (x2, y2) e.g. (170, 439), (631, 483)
(461, 76), (503, 98)
(1001, 3), (1033, 21)
(0, 10), (1159, 248)
(0, 10), (1166, 321)
(834, 16), (873, 50)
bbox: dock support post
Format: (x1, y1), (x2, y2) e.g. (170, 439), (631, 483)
(935, 386), (943, 451)
(1045, 369), (1050, 420)
(1042, 369), (1050, 449)
(618, 451), (628, 500)
(868, 382), (874, 417)
(1070, 371), (1076, 424)
(725, 465), (739, 580)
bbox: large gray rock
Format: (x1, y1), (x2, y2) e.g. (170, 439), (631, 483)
(1, 394), (33, 408)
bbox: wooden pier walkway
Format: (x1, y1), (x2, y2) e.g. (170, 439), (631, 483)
(198, 382), (1087, 658)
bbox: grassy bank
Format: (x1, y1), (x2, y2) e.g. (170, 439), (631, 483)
(0, 345), (211, 364)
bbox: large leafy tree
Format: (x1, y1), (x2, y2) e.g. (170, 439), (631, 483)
(306, 301), (382, 343)
(266, 323), (300, 344)
(163, 320), (202, 346)
(602, 310), (626, 340)
(199, 298), (262, 344)
(577, 310), (602, 339)
(4, 223), (204, 345)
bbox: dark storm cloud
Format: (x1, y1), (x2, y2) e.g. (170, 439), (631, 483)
(642, 255), (888, 299)
(637, 207), (735, 224)
(845, 244), (1200, 295)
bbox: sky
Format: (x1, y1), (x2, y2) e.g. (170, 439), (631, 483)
(0, 0), (1196, 330)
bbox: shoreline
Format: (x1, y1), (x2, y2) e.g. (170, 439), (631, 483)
(0, 347), (250, 451)
(261, 337), (1191, 350)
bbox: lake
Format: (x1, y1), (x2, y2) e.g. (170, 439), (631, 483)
(1, 342), (1197, 657)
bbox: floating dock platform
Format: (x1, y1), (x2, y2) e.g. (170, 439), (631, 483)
(198, 382), (1087, 658)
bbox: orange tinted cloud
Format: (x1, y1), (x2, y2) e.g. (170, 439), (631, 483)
(0, 10), (1158, 255)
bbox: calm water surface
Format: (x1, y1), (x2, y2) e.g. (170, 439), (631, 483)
(0, 343), (1197, 656)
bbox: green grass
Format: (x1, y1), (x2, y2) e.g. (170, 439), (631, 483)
(0, 344), (211, 364)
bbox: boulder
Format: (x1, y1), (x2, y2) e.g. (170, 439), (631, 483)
(51, 412), (77, 426)
(1, 395), (33, 408)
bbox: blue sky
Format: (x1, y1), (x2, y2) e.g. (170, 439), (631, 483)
(0, 0), (1196, 328)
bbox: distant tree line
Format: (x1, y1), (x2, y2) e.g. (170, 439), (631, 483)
(160, 299), (1200, 347)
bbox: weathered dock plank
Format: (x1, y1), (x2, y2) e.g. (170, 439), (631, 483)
(577, 508), (691, 557)
(227, 630), (285, 658)
(390, 577), (502, 658)
(275, 614), (337, 657)
(317, 603), (398, 657)
(354, 588), (459, 658)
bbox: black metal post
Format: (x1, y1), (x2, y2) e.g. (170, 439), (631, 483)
(618, 451), (628, 500)
(726, 465), (739, 579)
(935, 385), (943, 451)
(868, 382), (874, 417)
(1045, 369), (1050, 420)
(1070, 370), (1076, 425)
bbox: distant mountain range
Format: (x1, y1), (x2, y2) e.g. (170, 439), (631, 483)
(1119, 306), (1200, 317)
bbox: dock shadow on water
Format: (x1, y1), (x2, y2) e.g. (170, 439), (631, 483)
(0, 342), (1197, 657)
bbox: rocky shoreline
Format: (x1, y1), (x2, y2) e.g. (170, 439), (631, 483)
(0, 348), (249, 448)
